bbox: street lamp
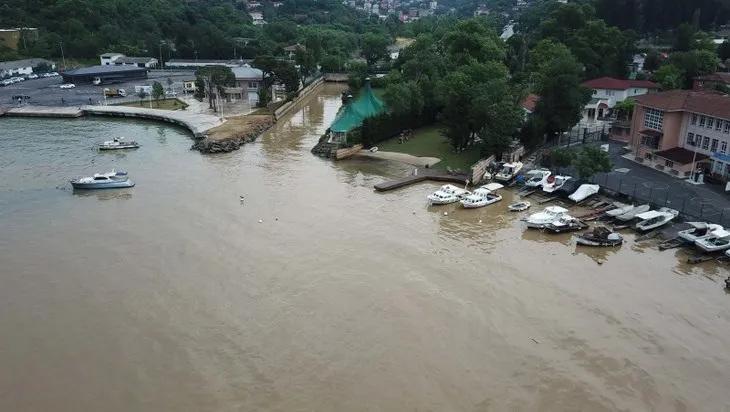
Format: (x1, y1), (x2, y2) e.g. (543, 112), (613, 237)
(59, 42), (66, 69)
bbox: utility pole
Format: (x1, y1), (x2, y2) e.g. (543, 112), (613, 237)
(159, 42), (164, 71)
(194, 51), (198, 62)
(59, 42), (66, 69)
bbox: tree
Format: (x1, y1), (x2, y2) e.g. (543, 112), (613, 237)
(642, 51), (662, 72)
(152, 81), (164, 106)
(673, 23), (696, 52)
(613, 99), (635, 120)
(668, 50), (717, 88)
(194, 66), (235, 112)
(360, 33), (390, 67)
(533, 56), (592, 140)
(137, 90), (148, 106)
(294, 49), (317, 85)
(320, 54), (343, 73)
(527, 39), (573, 85)
(573, 144), (612, 180)
(653, 64), (684, 90)
(549, 147), (576, 170)
(383, 81), (423, 115)
(346, 60), (368, 91)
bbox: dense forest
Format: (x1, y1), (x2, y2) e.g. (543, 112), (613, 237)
(0, 0), (391, 63)
(593, 0), (730, 33)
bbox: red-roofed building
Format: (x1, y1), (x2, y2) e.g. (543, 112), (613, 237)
(629, 89), (730, 179)
(580, 77), (659, 125)
(693, 72), (730, 91)
(521, 94), (539, 118)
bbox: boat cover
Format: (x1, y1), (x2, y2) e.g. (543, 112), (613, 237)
(568, 184), (600, 202)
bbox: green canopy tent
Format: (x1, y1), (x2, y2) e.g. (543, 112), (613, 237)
(328, 79), (386, 142)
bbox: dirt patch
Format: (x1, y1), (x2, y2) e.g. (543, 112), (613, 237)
(357, 150), (441, 167)
(191, 114), (275, 153)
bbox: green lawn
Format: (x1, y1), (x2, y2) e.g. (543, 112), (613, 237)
(376, 125), (482, 171)
(122, 98), (187, 110)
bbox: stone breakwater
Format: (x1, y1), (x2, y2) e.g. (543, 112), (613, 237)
(191, 115), (275, 154)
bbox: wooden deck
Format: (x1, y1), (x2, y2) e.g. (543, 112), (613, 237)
(374, 169), (470, 192)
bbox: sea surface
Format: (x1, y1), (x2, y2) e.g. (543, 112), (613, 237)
(1, 83), (729, 412)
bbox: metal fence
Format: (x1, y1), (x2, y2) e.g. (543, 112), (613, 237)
(589, 173), (730, 227)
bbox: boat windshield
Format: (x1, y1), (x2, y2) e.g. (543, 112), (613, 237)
(93, 176), (109, 181)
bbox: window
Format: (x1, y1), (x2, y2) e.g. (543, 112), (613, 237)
(687, 132), (696, 146)
(702, 136), (710, 150)
(665, 160), (674, 168)
(248, 82), (258, 89)
(717, 119), (724, 131)
(641, 135), (659, 149)
(716, 161), (725, 173)
(607, 90), (615, 96)
(691, 114), (698, 125)
(725, 121), (730, 134)
(700, 116), (706, 127)
(712, 139), (719, 152)
(643, 108), (664, 131)
(722, 141), (728, 154)
(708, 118), (714, 129)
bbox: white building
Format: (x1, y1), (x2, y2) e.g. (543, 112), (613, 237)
(115, 56), (158, 68)
(100, 53), (125, 66)
(250, 12), (265, 25)
(0, 58), (55, 78)
(580, 77), (660, 124)
(164, 59), (254, 69)
(227, 66), (264, 102)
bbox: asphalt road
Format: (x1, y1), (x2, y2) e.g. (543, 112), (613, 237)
(0, 70), (194, 108)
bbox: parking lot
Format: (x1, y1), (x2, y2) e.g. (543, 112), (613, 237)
(0, 70), (196, 108)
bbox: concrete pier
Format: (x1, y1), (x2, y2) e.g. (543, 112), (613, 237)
(2, 104), (223, 138)
(374, 169), (470, 192)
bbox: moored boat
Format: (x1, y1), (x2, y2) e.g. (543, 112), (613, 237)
(98, 137), (140, 151)
(523, 206), (569, 229)
(695, 229), (730, 252)
(568, 184), (599, 202)
(677, 222), (725, 243)
(508, 201), (531, 212)
(494, 162), (524, 182)
(427, 184), (470, 205)
(70, 170), (135, 189)
(460, 183), (504, 208)
(615, 204), (651, 222)
(604, 203), (634, 218)
(542, 175), (572, 193)
(543, 215), (587, 233)
(575, 226), (624, 246)
(523, 169), (551, 188)
(634, 208), (678, 232)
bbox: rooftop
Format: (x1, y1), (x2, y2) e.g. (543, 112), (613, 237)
(100, 52), (124, 58)
(694, 72), (730, 84)
(521, 94), (539, 112)
(63, 65), (147, 75)
(634, 89), (730, 120)
(231, 66), (263, 79)
(0, 58), (54, 71)
(653, 147), (709, 164)
(116, 56), (157, 64)
(582, 76), (660, 90)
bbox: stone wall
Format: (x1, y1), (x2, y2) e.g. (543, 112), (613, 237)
(323, 73), (348, 82)
(273, 77), (325, 121)
(334, 144), (364, 160)
(471, 155), (496, 184)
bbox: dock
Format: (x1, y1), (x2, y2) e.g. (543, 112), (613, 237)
(1, 104), (223, 137)
(374, 169), (470, 192)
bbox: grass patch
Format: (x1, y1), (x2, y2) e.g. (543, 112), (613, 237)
(250, 100), (285, 115)
(372, 87), (386, 100)
(122, 98), (187, 110)
(376, 125), (482, 171)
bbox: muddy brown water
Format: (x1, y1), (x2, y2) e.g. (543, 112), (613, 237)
(0, 83), (729, 412)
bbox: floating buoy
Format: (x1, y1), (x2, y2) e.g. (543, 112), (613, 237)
(275, 217), (279, 221)
(479, 219), (482, 223)
(412, 210), (416, 214)
(258, 219), (263, 223)
(443, 212), (448, 216)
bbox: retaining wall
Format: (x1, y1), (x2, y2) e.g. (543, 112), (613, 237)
(334, 144), (364, 160)
(273, 77), (325, 121)
(324, 73), (348, 82)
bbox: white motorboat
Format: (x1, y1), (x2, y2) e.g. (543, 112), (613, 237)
(633, 208), (679, 232)
(543, 215), (587, 233)
(615, 204), (650, 222)
(524, 169), (551, 188)
(568, 184), (600, 202)
(508, 201), (531, 212)
(70, 170), (135, 189)
(677, 222), (725, 243)
(523, 206), (569, 229)
(494, 161), (524, 182)
(460, 183), (504, 208)
(98, 136), (140, 151)
(695, 229), (730, 252)
(427, 184), (470, 205)
(542, 175), (572, 193)
(605, 203), (634, 217)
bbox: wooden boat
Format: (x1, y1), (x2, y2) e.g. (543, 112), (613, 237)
(575, 226), (624, 247)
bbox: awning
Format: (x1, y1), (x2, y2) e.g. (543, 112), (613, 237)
(654, 147), (708, 164)
(640, 129), (663, 138)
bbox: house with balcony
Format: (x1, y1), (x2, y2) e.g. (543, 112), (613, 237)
(581, 77), (659, 125)
(226, 66), (264, 102)
(629, 89), (730, 179)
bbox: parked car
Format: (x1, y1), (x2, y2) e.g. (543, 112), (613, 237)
(0, 80), (11, 86)
(27, 74), (38, 79)
(59, 83), (76, 89)
(49, 72), (60, 77)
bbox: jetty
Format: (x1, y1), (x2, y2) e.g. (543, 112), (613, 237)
(374, 169), (470, 192)
(1, 104), (222, 138)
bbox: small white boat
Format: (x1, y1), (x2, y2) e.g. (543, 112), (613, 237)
(523, 206), (569, 229)
(508, 201), (531, 212)
(543, 215), (587, 233)
(695, 229), (730, 252)
(542, 175), (572, 193)
(615, 204), (650, 222)
(633, 208), (678, 232)
(494, 161), (524, 182)
(568, 184), (599, 202)
(427, 184), (470, 205)
(524, 169), (552, 188)
(98, 136), (140, 151)
(460, 183), (504, 208)
(605, 203), (634, 217)
(677, 222), (725, 243)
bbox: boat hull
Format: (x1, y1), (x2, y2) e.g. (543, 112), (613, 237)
(71, 179), (135, 189)
(576, 237), (623, 247)
(98, 145), (140, 151)
(508, 202), (531, 212)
